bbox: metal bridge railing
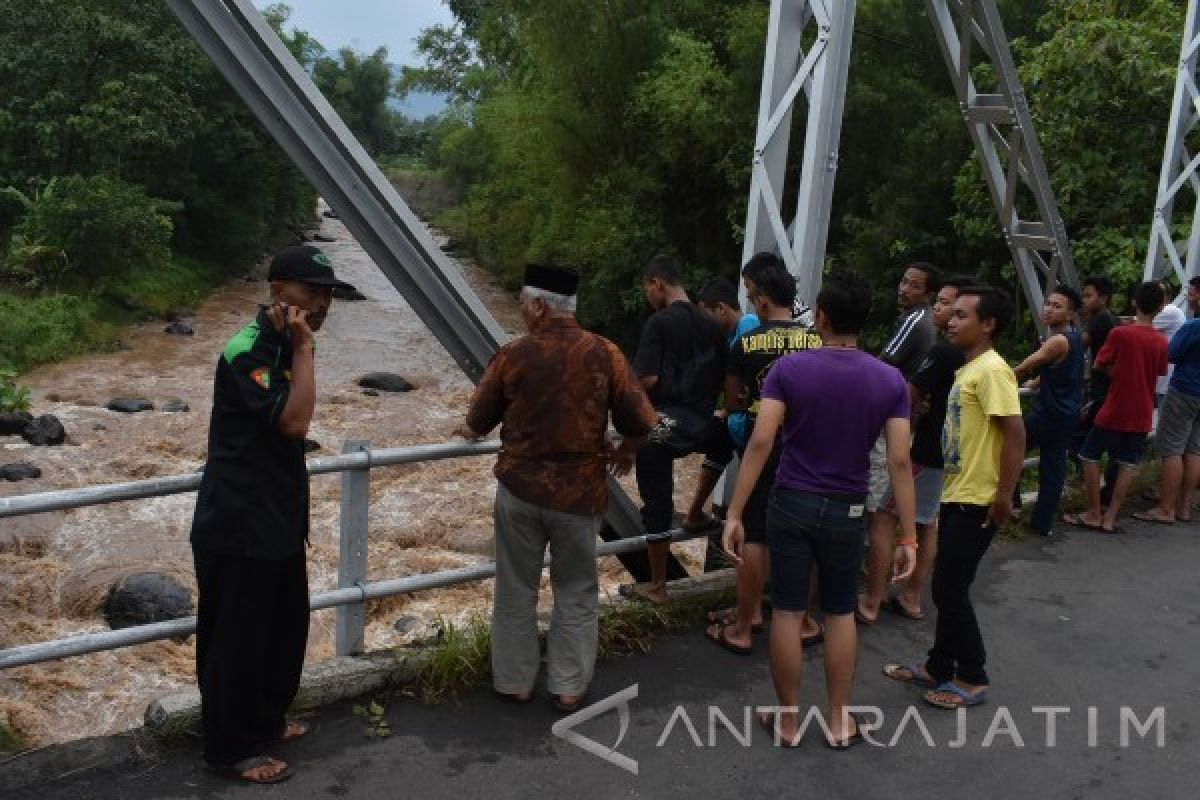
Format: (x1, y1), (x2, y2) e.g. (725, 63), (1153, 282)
(0, 439), (709, 671)
(1, 388), (1052, 673)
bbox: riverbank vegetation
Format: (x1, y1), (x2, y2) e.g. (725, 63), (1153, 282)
(0, 3), (435, 373)
(401, 0), (1185, 351)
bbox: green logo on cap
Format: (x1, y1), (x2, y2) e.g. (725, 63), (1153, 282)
(312, 253), (333, 269)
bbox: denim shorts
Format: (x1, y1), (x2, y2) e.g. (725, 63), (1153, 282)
(880, 464), (944, 526)
(1078, 425), (1148, 470)
(765, 486), (868, 614)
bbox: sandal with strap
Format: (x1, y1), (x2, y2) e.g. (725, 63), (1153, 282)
(924, 681), (988, 709)
(213, 755), (292, 784)
(704, 622), (753, 656)
(706, 607), (763, 631)
(882, 662), (936, 688)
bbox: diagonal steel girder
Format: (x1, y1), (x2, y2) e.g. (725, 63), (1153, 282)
(742, 0), (856, 310)
(1145, 0), (1200, 308)
(926, 0), (1078, 326)
(163, 0), (673, 579)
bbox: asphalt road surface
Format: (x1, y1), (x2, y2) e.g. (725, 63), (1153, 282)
(5, 516), (1198, 799)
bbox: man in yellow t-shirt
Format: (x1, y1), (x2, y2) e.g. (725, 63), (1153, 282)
(884, 285), (1025, 712)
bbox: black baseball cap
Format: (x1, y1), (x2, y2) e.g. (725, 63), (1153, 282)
(268, 245), (356, 291)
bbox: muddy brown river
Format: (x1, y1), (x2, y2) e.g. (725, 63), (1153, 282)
(0, 204), (706, 748)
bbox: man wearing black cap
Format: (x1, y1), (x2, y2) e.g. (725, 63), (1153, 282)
(189, 244), (354, 783)
(457, 264), (656, 713)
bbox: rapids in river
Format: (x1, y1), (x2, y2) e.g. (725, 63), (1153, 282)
(0, 204), (706, 747)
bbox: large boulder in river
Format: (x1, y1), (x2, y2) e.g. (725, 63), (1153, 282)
(357, 372), (413, 393)
(21, 415), (65, 446)
(0, 462), (41, 482)
(103, 572), (193, 630)
(107, 398), (154, 413)
(0, 411), (33, 436)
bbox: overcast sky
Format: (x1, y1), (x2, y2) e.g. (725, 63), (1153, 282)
(275, 0), (455, 65)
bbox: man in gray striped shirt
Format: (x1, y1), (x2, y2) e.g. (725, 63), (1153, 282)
(881, 263), (938, 378)
(864, 263), (939, 562)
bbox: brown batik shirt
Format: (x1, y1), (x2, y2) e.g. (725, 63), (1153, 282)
(465, 316), (656, 515)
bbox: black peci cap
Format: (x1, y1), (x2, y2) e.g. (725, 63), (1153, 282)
(523, 263), (580, 296)
(268, 245), (356, 291)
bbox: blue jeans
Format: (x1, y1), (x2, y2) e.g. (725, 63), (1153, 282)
(1025, 406), (1074, 535)
(765, 487), (867, 614)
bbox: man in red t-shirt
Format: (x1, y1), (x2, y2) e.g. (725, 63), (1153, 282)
(1065, 282), (1168, 533)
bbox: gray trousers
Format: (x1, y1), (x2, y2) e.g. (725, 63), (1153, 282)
(492, 484), (602, 696)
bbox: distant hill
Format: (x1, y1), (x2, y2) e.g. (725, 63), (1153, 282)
(392, 89), (448, 121)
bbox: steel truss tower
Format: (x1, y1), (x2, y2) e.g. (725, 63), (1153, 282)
(743, 0), (1078, 323)
(1145, 0), (1200, 307)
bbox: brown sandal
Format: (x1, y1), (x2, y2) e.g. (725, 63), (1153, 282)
(214, 755), (292, 784)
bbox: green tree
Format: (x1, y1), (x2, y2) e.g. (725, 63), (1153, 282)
(313, 47), (397, 155)
(952, 0), (1184, 308)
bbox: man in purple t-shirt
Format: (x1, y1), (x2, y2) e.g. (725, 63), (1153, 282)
(722, 271), (917, 750)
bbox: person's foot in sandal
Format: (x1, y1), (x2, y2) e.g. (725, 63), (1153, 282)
(704, 621), (753, 655)
(551, 692), (587, 713)
(924, 680), (988, 709)
(757, 711), (802, 748)
(1063, 511), (1115, 534)
(494, 688), (534, 704)
(853, 598), (878, 626)
(278, 720), (310, 742)
(214, 755), (292, 784)
(706, 607), (763, 630)
(883, 595), (925, 621)
(826, 712), (866, 750)
(1132, 509), (1176, 524)
(619, 582), (668, 605)
(882, 662), (936, 688)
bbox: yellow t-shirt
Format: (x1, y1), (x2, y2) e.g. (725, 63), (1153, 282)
(941, 348), (1022, 505)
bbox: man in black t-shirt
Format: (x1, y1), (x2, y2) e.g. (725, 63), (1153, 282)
(1074, 276), (1120, 496)
(859, 276), (971, 624)
(627, 255), (727, 604)
(704, 252), (822, 654)
(190, 245), (354, 784)
(1081, 276), (1119, 418)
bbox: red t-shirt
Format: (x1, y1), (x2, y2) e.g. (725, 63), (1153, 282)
(1094, 324), (1168, 433)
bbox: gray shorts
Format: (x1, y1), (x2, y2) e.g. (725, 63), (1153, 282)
(880, 464), (944, 526)
(866, 436), (889, 512)
(1156, 388), (1200, 457)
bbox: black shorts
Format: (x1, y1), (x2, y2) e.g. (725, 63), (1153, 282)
(765, 487), (868, 615)
(700, 416), (735, 473)
(740, 443), (780, 545)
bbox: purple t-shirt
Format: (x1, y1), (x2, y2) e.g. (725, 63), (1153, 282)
(761, 348), (910, 494)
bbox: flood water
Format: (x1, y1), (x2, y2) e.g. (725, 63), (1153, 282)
(0, 203), (706, 747)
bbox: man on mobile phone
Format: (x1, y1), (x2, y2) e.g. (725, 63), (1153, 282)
(189, 245), (354, 784)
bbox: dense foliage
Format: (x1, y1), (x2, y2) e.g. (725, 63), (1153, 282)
(0, 2), (440, 371)
(0, 1), (328, 369)
(404, 0), (1186, 350)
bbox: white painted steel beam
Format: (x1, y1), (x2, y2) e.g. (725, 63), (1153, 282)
(926, 0), (1078, 327)
(1145, 0), (1200, 307)
(742, 0), (856, 311)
